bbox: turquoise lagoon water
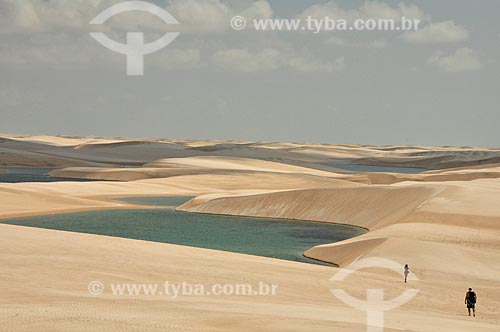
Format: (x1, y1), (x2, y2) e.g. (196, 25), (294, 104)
(0, 198), (365, 265)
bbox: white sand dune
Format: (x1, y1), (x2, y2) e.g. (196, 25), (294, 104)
(49, 154), (350, 181)
(178, 185), (439, 230)
(1, 134), (500, 331)
(146, 156), (342, 176)
(0, 170), (356, 218)
(3, 221), (499, 332)
(178, 179), (500, 326)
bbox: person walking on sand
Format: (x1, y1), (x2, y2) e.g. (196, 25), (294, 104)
(465, 288), (477, 317)
(404, 264), (410, 283)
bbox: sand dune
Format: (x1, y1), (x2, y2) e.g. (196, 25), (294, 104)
(353, 150), (500, 169)
(178, 185), (439, 231)
(177, 179), (500, 325)
(4, 223), (499, 332)
(1, 134), (500, 331)
(0, 171), (356, 219)
(146, 156), (342, 177)
(0, 148), (111, 167)
(0, 133), (131, 146)
(49, 154), (350, 181)
(3, 133), (499, 171)
(363, 171), (500, 184)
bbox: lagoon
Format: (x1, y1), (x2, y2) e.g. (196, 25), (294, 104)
(0, 168), (103, 183)
(0, 197), (364, 265)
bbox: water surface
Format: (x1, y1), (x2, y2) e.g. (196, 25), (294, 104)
(321, 162), (427, 174)
(117, 196), (194, 207)
(1, 207), (364, 266)
(0, 168), (102, 183)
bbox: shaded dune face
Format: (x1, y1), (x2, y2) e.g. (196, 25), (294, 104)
(304, 237), (388, 267)
(178, 186), (439, 231)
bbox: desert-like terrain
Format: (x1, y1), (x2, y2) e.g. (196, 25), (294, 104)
(1, 133), (499, 331)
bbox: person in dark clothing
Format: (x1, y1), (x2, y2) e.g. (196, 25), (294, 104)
(465, 288), (477, 317)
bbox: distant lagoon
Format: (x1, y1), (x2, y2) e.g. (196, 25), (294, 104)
(0, 168), (106, 183)
(320, 161), (427, 174)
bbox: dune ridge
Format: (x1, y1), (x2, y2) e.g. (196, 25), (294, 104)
(178, 185), (439, 231)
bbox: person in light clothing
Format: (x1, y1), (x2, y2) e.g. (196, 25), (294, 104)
(404, 264), (410, 283)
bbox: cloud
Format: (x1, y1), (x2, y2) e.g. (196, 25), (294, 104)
(0, 31), (119, 69)
(0, 0), (273, 33)
(288, 55), (345, 73)
(0, 0), (267, 71)
(299, 2), (470, 48)
(325, 36), (387, 49)
(297, 1), (428, 47)
(150, 48), (201, 70)
(427, 48), (482, 72)
(212, 48), (280, 72)
(299, 1), (429, 22)
(0, 0), (106, 32)
(166, 0), (273, 33)
(167, 0), (273, 33)
(166, 0), (229, 32)
(0, 29), (201, 71)
(239, 0), (273, 21)
(402, 20), (469, 44)
(0, 0), (39, 31)
(211, 48), (344, 73)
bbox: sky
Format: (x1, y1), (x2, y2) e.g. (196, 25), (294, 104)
(0, 0), (499, 146)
